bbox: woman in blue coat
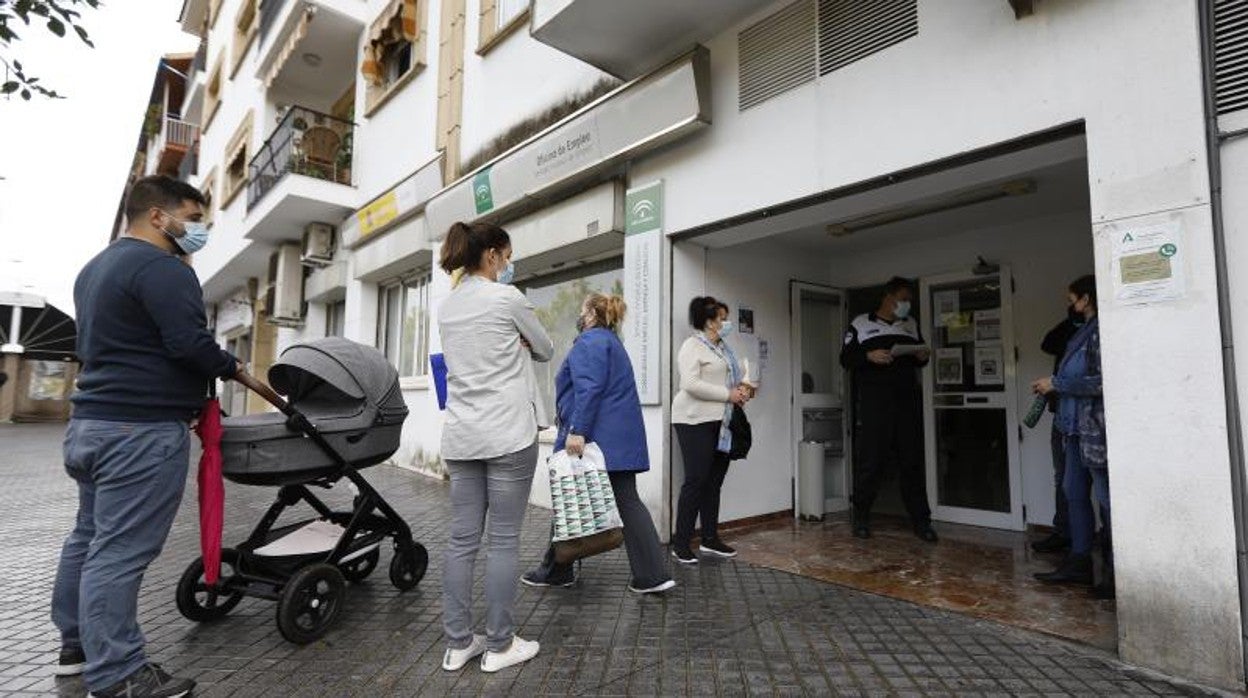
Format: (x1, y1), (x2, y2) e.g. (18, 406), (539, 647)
(522, 293), (676, 594)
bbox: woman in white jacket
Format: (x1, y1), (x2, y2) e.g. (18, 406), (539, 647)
(671, 297), (752, 565)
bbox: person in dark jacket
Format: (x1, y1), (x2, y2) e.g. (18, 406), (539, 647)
(51, 176), (251, 697)
(1033, 275), (1114, 599)
(1031, 306), (1083, 553)
(522, 293), (675, 594)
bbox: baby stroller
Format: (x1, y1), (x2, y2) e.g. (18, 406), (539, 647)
(174, 337), (428, 644)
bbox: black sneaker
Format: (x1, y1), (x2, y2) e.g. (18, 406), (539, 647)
(54, 646), (86, 677)
(89, 663), (194, 698)
(914, 525), (939, 543)
(520, 566), (576, 588)
(1031, 533), (1071, 553)
(700, 538), (737, 558)
(671, 547), (699, 565)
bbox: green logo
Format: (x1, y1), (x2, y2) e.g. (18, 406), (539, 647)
(1159, 243), (1177, 258)
(472, 168), (494, 214)
(625, 181), (663, 236)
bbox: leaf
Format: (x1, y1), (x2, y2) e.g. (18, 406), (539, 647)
(47, 16), (64, 36)
(20, 88), (31, 100)
(1, 82), (19, 94)
(13, 60), (22, 72)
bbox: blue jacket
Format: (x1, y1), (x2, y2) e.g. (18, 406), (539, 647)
(1053, 317), (1107, 469)
(554, 328), (650, 472)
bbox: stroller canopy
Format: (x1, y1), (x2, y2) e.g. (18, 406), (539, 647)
(269, 337), (400, 407)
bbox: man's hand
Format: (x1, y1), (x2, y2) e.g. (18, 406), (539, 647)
(566, 434), (586, 457)
(1032, 376), (1055, 395)
(915, 349), (931, 362)
(868, 349), (894, 366)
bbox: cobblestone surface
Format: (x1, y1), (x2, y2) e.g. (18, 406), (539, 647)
(0, 423), (1232, 696)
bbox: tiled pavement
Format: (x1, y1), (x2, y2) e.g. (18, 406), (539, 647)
(0, 423), (1234, 697)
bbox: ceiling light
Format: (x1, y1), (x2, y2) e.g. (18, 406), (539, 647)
(302, 52), (322, 67)
(826, 178), (1038, 237)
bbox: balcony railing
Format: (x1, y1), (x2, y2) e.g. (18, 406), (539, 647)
(162, 117), (199, 150)
(248, 106), (354, 210)
(259, 0), (288, 44)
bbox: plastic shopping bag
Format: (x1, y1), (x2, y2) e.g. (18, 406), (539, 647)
(548, 443), (624, 564)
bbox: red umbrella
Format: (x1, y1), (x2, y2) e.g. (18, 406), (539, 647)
(195, 397), (225, 585)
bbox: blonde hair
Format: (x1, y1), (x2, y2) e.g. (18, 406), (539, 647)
(584, 293), (627, 331)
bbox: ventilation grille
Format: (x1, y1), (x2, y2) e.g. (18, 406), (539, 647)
(819, 0), (917, 75)
(738, 0), (817, 111)
(1216, 0), (1248, 116)
(738, 0), (918, 111)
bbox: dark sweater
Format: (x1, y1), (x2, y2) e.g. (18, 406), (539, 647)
(71, 238), (236, 422)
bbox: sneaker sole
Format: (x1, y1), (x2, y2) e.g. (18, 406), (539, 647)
(670, 551), (698, 565)
(480, 644), (540, 673)
(54, 663), (84, 678)
(699, 548), (738, 559)
(629, 580), (677, 594)
(88, 693), (189, 698)
(443, 645), (487, 671)
(519, 577), (576, 589)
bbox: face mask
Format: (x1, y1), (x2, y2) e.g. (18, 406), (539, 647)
(894, 300), (911, 319)
(718, 320), (736, 337)
(496, 261), (515, 285)
(1067, 305), (1085, 326)
(161, 212), (210, 255)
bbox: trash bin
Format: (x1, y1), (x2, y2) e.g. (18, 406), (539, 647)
(799, 440), (825, 521)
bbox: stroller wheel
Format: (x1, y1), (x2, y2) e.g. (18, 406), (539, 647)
(176, 550), (245, 623)
(339, 548), (381, 583)
(389, 543), (428, 591)
(277, 563), (346, 645)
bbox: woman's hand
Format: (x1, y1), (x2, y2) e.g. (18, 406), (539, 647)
(730, 386), (750, 406)
(566, 434), (586, 457)
(1032, 376), (1055, 395)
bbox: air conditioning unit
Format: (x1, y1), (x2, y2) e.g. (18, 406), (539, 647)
(265, 243), (305, 327)
(301, 222), (335, 267)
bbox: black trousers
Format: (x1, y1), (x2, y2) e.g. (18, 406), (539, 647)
(674, 421), (731, 547)
(853, 386), (931, 525)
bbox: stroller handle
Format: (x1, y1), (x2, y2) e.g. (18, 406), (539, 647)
(233, 370), (293, 415)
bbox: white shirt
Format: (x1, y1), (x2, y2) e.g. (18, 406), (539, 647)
(438, 275), (554, 460)
(672, 334), (733, 425)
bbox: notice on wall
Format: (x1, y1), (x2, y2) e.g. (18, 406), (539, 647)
(737, 306), (755, 334)
(934, 290), (960, 327)
(974, 309), (1001, 343)
(1111, 219), (1185, 305)
(974, 344), (1005, 386)
(936, 347), (964, 386)
(623, 180), (664, 405)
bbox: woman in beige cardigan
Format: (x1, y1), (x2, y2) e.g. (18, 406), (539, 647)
(671, 297), (752, 564)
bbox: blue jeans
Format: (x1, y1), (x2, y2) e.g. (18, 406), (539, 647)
(442, 443), (537, 653)
(51, 419), (190, 690)
(1050, 426), (1070, 538)
(1062, 435), (1110, 557)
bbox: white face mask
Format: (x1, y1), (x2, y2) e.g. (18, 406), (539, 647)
(894, 300), (911, 319)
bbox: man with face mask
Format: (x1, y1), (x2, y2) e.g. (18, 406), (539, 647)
(51, 176), (248, 698)
(840, 276), (936, 542)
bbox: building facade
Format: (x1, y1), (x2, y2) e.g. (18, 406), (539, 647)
(126, 0), (1248, 688)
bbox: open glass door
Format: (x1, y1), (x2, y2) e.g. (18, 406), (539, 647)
(790, 283), (849, 518)
(921, 270), (1024, 530)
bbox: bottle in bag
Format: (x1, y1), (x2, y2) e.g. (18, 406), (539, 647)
(1022, 394), (1048, 429)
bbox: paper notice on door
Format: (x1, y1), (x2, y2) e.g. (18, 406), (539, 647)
(1111, 219), (1184, 305)
(974, 309), (1001, 343)
(936, 347), (963, 385)
(974, 344), (1005, 386)
(934, 291), (959, 327)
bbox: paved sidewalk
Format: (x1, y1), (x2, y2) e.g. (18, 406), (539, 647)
(0, 423), (1232, 696)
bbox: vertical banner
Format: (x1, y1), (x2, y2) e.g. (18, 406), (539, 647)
(623, 180), (664, 405)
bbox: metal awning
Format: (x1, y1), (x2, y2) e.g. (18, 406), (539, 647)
(0, 301), (77, 361)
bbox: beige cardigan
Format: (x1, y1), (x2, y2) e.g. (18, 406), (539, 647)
(672, 334), (733, 425)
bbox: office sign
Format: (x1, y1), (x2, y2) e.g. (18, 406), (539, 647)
(623, 180), (664, 405)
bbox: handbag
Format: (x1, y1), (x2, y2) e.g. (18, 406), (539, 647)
(548, 444), (625, 565)
(728, 405), (752, 461)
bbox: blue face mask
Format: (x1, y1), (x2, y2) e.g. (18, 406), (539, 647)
(497, 261), (515, 285)
(719, 320), (736, 337)
(161, 211), (210, 255)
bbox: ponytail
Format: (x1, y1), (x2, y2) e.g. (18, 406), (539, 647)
(439, 221), (511, 274)
(585, 293), (627, 332)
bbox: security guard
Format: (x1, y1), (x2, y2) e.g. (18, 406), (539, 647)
(840, 277), (937, 542)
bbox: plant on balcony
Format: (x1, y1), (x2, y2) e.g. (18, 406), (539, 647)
(143, 104), (162, 140)
(336, 131), (353, 184)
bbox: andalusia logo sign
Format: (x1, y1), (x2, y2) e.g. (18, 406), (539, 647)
(625, 181), (663, 236)
(473, 168), (494, 214)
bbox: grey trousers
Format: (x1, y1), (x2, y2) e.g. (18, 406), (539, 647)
(442, 443), (538, 652)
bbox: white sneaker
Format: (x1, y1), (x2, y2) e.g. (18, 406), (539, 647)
(480, 637), (540, 673)
(442, 634), (486, 671)
(629, 579), (677, 594)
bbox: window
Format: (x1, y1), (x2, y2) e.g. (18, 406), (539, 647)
(519, 259), (624, 420)
(362, 0), (426, 115)
(377, 272), (432, 378)
(221, 111), (254, 207)
(478, 0), (529, 54)
(200, 167), (218, 227)
(325, 300), (346, 338)
(208, 0), (224, 28)
(203, 56), (224, 131)
(232, 0), (260, 77)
